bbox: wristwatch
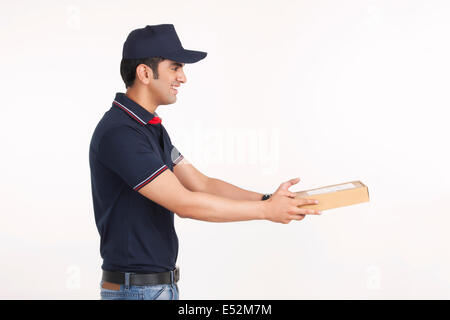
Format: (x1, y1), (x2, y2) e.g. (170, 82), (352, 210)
(261, 193), (272, 201)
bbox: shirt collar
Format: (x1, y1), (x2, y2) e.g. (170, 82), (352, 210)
(112, 92), (162, 125)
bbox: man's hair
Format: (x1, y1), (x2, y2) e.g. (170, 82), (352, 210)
(120, 57), (166, 88)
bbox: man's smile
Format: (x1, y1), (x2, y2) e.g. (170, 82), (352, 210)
(171, 84), (180, 94)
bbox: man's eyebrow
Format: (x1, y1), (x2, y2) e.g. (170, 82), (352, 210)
(170, 62), (185, 67)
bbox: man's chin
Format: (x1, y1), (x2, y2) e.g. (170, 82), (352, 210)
(163, 96), (177, 105)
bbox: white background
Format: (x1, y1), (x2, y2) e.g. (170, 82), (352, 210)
(1, 0), (449, 299)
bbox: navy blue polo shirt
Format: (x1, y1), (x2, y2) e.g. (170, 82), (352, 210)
(89, 92), (184, 273)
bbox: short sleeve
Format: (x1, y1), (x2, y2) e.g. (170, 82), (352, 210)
(98, 126), (168, 191)
(170, 145), (184, 167)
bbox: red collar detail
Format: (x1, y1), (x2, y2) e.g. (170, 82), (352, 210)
(148, 116), (162, 124)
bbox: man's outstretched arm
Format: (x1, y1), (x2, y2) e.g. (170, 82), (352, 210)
(143, 165), (320, 224)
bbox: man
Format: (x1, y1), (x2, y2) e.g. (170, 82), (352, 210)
(89, 24), (321, 300)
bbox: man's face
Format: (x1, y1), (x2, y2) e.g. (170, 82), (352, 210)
(149, 59), (186, 106)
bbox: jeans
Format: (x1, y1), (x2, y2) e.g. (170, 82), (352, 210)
(100, 280), (180, 300)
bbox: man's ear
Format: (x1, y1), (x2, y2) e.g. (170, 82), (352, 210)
(135, 64), (153, 85)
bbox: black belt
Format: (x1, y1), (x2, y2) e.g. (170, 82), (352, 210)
(102, 266), (180, 286)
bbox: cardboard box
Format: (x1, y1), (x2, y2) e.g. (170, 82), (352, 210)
(294, 180), (369, 211)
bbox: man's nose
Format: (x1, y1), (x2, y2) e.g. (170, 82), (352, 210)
(177, 70), (187, 84)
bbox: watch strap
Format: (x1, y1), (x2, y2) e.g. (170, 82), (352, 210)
(261, 193), (272, 201)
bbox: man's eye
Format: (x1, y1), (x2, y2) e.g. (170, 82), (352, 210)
(172, 68), (178, 71)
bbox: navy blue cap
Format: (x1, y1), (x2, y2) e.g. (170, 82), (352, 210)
(122, 24), (207, 63)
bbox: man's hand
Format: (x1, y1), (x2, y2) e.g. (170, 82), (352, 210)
(263, 177), (321, 224)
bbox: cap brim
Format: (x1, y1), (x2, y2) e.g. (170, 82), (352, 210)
(163, 48), (207, 63)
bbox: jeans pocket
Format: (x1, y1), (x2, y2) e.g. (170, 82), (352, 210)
(142, 284), (174, 300)
(99, 280), (140, 300)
